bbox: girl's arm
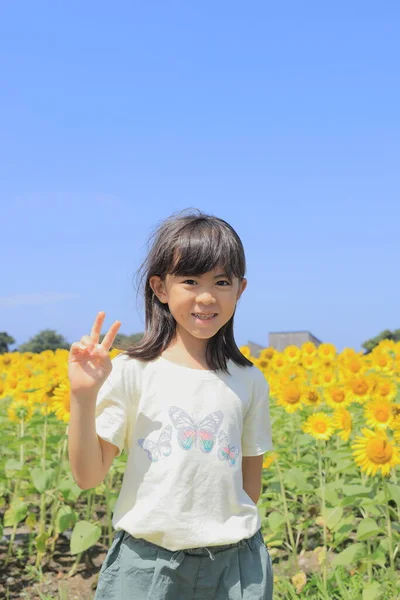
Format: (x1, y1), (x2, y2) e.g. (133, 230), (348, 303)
(68, 391), (118, 489)
(242, 455), (263, 504)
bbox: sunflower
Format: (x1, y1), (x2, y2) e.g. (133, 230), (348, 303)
(52, 383), (70, 423)
(371, 350), (396, 375)
(337, 348), (359, 368)
(318, 343), (337, 362)
(319, 368), (339, 388)
(302, 412), (335, 441)
(8, 399), (34, 423)
(276, 381), (304, 413)
(351, 428), (400, 477)
(332, 407), (353, 441)
(342, 355), (366, 377)
(266, 374), (281, 399)
(271, 353), (288, 373)
(239, 346), (251, 358)
(262, 451), (278, 469)
(301, 342), (318, 358)
(301, 355), (321, 371)
(371, 377), (398, 403)
(260, 347), (275, 360)
(283, 345), (301, 363)
(324, 385), (352, 409)
(280, 365), (307, 383)
(253, 357), (269, 372)
(302, 387), (323, 408)
(346, 375), (372, 405)
(364, 398), (394, 430)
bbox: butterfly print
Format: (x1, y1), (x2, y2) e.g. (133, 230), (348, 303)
(138, 425), (173, 462)
(168, 406), (223, 453)
(218, 431), (239, 466)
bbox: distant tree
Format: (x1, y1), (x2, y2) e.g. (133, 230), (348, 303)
(99, 332), (144, 349)
(18, 330), (70, 353)
(0, 332), (15, 354)
(361, 329), (400, 354)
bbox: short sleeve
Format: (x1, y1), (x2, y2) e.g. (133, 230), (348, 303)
(95, 354), (134, 456)
(242, 368), (273, 456)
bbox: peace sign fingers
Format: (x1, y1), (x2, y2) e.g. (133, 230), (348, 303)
(90, 311), (106, 345)
(101, 319), (122, 351)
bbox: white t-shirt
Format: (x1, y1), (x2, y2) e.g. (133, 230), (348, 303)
(95, 353), (273, 551)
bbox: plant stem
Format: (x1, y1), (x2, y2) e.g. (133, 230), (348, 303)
(317, 444), (328, 592)
(275, 459), (298, 565)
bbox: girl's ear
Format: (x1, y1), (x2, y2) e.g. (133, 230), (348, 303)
(149, 275), (169, 304)
(237, 277), (247, 301)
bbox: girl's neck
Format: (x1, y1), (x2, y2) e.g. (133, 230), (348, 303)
(162, 331), (210, 370)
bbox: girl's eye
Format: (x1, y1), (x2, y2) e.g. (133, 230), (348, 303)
(182, 280), (231, 286)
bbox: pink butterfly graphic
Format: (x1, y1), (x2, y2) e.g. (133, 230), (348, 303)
(218, 431), (239, 466)
(168, 406), (223, 453)
(138, 425), (172, 462)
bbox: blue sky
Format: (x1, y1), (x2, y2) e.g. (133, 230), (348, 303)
(1, 2), (399, 353)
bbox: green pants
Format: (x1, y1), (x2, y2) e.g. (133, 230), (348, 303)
(94, 528), (273, 599)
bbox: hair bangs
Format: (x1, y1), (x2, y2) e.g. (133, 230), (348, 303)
(169, 220), (244, 280)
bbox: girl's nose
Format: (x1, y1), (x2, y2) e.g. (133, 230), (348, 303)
(196, 292), (216, 304)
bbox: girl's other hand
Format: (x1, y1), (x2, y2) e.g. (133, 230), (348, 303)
(68, 312), (121, 397)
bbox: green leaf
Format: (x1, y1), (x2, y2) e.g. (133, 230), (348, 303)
(356, 518), (382, 541)
(342, 484), (372, 497)
(364, 547), (386, 568)
(362, 581), (384, 600)
(25, 512), (37, 530)
(35, 532), (49, 553)
(4, 500), (28, 527)
(283, 467), (313, 492)
(387, 483), (400, 508)
(323, 506), (343, 531)
(59, 475), (82, 502)
(332, 543), (365, 567)
(5, 459), (23, 476)
(70, 520), (102, 554)
(56, 505), (76, 533)
(359, 499), (382, 517)
(267, 511), (286, 532)
(31, 467), (54, 493)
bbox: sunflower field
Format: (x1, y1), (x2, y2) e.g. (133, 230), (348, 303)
(1, 341), (400, 599)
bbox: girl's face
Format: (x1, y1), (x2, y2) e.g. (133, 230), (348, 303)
(150, 267), (247, 350)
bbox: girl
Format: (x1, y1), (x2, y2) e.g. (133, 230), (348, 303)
(68, 209), (274, 599)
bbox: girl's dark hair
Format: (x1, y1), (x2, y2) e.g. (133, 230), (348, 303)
(121, 208), (253, 373)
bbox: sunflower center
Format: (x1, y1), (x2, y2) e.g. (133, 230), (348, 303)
(284, 386), (301, 404)
(353, 380), (368, 395)
(332, 390), (345, 404)
(380, 384), (390, 397)
(307, 390), (319, 403)
(375, 408), (389, 422)
(366, 438), (393, 464)
(316, 421), (327, 433)
(349, 360), (362, 373)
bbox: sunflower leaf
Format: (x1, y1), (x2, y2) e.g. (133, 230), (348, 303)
(356, 518), (382, 541)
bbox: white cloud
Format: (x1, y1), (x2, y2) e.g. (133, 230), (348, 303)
(0, 293), (79, 306)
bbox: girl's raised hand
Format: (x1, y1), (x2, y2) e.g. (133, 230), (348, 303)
(68, 312), (121, 397)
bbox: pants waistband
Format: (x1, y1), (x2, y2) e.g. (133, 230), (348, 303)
(125, 530), (259, 570)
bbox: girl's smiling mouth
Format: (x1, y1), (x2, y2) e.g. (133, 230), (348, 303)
(192, 313), (218, 321)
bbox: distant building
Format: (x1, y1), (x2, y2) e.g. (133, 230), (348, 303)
(247, 340), (265, 358)
(268, 331), (322, 351)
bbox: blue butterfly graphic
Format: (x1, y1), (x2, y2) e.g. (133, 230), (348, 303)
(138, 425), (173, 462)
(217, 430), (239, 466)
